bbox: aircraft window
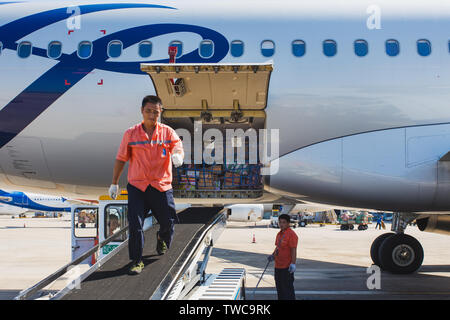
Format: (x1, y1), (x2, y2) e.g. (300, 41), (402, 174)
(385, 39), (399, 56)
(107, 40), (122, 58)
(323, 39), (337, 57)
(169, 40), (183, 58)
(354, 39), (368, 57)
(417, 39), (431, 56)
(230, 40), (244, 57)
(105, 204), (128, 241)
(47, 41), (62, 59)
(292, 40), (306, 57)
(138, 40), (152, 58)
(199, 39), (214, 58)
(0, 41), (2, 55)
(78, 41), (92, 59)
(18, 41), (32, 58)
(261, 40), (275, 57)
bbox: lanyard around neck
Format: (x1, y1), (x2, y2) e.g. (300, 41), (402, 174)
(275, 230), (287, 254)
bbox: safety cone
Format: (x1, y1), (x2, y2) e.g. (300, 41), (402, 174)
(23, 223), (26, 228)
(252, 233), (256, 243)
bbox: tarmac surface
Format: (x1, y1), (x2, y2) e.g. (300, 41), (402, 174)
(0, 216), (72, 300)
(1, 215), (450, 300)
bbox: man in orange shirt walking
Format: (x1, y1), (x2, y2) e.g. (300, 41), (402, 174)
(268, 214), (298, 300)
(109, 95), (184, 275)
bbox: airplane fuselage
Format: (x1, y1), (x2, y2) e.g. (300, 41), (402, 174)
(1, 1), (450, 212)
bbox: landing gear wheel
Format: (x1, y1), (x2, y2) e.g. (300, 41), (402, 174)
(370, 232), (395, 266)
(378, 234), (424, 274)
(349, 224), (354, 230)
(299, 221), (306, 227)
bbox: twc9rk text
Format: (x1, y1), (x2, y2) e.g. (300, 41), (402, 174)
(223, 304), (271, 315)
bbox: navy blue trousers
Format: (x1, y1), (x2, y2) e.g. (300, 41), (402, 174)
(274, 268), (296, 300)
(126, 183), (178, 262)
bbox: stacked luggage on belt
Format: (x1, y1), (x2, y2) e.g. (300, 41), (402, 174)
(173, 162), (262, 192)
(223, 164), (262, 189)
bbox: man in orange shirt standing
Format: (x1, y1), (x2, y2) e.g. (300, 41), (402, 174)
(268, 213), (298, 300)
(109, 95), (184, 275)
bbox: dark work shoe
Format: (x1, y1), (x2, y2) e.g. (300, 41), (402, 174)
(129, 260), (144, 275)
(156, 231), (168, 255)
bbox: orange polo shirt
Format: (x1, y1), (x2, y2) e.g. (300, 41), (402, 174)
(116, 121), (184, 193)
(274, 227), (298, 269)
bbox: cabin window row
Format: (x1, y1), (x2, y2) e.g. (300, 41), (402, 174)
(272, 39), (432, 57)
(0, 39), (438, 59)
(6, 40), (214, 59)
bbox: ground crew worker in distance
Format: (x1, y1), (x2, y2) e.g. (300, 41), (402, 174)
(109, 95), (184, 275)
(268, 214), (298, 300)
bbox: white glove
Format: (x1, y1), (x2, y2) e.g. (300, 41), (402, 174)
(288, 263), (296, 273)
(109, 184), (119, 199)
(172, 153), (183, 168)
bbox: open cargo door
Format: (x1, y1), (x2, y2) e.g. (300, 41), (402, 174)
(140, 62), (273, 200)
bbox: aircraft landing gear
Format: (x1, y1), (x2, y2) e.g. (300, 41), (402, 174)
(370, 213), (423, 274)
(370, 232), (395, 266)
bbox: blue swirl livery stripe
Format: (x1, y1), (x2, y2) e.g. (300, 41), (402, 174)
(0, 3), (175, 48)
(0, 4), (229, 149)
(0, 3), (173, 148)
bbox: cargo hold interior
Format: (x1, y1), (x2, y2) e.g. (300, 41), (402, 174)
(140, 63), (273, 199)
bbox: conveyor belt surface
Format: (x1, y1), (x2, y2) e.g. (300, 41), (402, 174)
(63, 207), (223, 300)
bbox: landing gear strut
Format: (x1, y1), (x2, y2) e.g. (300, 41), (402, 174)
(370, 213), (423, 274)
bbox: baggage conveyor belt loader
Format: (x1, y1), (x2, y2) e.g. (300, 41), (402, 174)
(14, 193), (246, 300)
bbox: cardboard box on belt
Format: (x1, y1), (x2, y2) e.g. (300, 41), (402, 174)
(178, 175), (195, 184)
(244, 174), (262, 189)
(198, 171), (222, 190)
(175, 174), (196, 190)
(223, 172), (242, 189)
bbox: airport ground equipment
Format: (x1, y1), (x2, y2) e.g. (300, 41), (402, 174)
(298, 212), (315, 227)
(270, 215), (297, 228)
(298, 217), (309, 227)
(297, 212), (319, 227)
(187, 268), (246, 300)
(270, 206), (297, 228)
(289, 214), (298, 228)
(14, 195), (238, 300)
(297, 210), (338, 227)
(270, 207), (279, 228)
(338, 211), (371, 230)
(71, 193), (137, 266)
